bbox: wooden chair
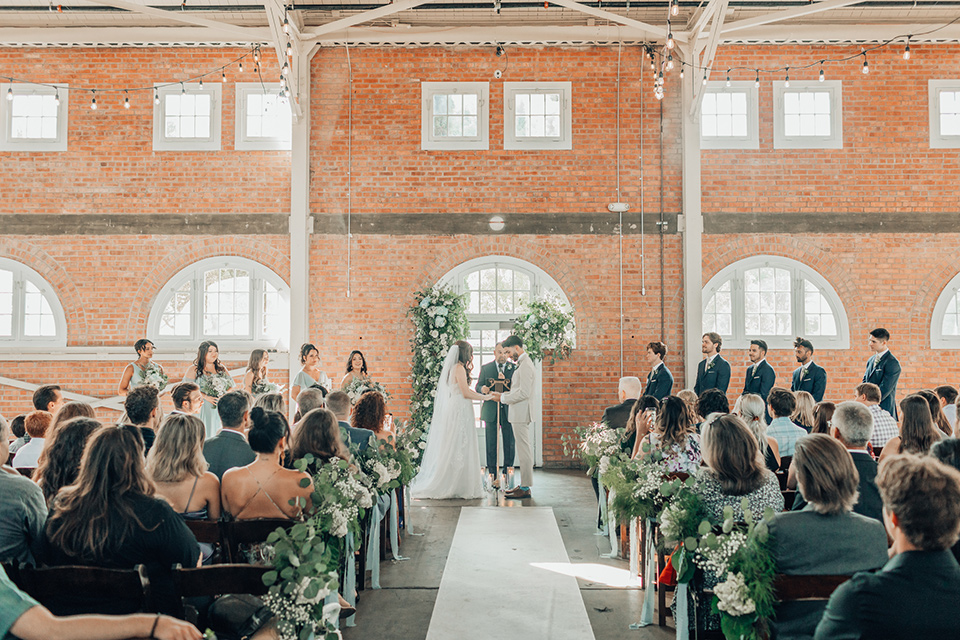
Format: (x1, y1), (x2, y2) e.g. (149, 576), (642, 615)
(17, 467), (34, 479)
(656, 538), (676, 627)
(13, 564), (152, 616)
(781, 489), (798, 509)
(773, 574), (851, 601)
(171, 563), (271, 622)
(775, 470), (789, 490)
(778, 455), (793, 473)
(221, 518), (295, 564)
(185, 519), (225, 564)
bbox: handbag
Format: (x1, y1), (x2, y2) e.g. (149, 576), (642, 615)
(206, 594), (273, 640)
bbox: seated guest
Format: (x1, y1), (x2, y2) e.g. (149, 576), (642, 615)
(677, 389), (698, 415)
(253, 392), (285, 415)
(325, 391), (374, 453)
(124, 386), (160, 454)
(769, 434), (888, 639)
(930, 438), (960, 564)
(791, 391), (817, 433)
(794, 401), (883, 521)
(935, 385), (958, 434)
(32, 384), (64, 416)
(766, 388), (807, 458)
(917, 389), (953, 437)
(34, 417), (102, 506)
(43, 426), (200, 615)
(13, 411), (53, 470)
(169, 381), (203, 416)
(695, 415), (784, 630)
(855, 382), (899, 449)
(148, 414), (221, 522)
(203, 390), (255, 481)
(736, 394), (781, 472)
(0, 564), (202, 640)
(293, 387), (325, 426)
(602, 377), (642, 429)
(48, 402), (96, 433)
(0, 416), (47, 566)
(815, 455), (960, 639)
(879, 393), (942, 462)
(290, 408), (351, 471)
(221, 408), (312, 520)
(625, 395), (660, 457)
(634, 396), (700, 473)
(811, 401), (835, 435)
(695, 388), (729, 424)
(353, 390), (390, 444)
(8, 414), (28, 456)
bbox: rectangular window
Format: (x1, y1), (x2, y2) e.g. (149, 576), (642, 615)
(700, 82), (759, 150)
(153, 83), (221, 151)
(235, 83), (292, 151)
(744, 267), (792, 335)
(929, 80), (960, 148)
(0, 84), (68, 151)
(504, 82), (572, 150)
(774, 81), (842, 149)
(421, 82), (489, 151)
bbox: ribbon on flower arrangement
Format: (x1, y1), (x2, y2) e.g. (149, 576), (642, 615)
(344, 532), (357, 628)
(631, 518), (657, 628)
(389, 489), (409, 561)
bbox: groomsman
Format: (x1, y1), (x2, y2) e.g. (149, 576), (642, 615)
(863, 327), (901, 420)
(791, 337), (827, 402)
(644, 341), (674, 401)
(742, 340), (776, 420)
(694, 332), (731, 396)
(476, 343), (517, 484)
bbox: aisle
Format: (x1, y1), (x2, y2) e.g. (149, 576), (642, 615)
(426, 506), (596, 640)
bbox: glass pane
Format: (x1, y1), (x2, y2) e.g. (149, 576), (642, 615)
(545, 93), (561, 114)
(480, 291), (496, 314)
(497, 268), (513, 289)
(463, 116), (478, 137)
(516, 115), (528, 137)
(514, 272), (531, 292)
(531, 93), (545, 115)
(463, 94), (478, 115)
(531, 116), (545, 137)
(702, 114), (717, 137)
(448, 94), (462, 115)
(433, 94), (446, 115)
(516, 94), (529, 115)
(497, 291), (513, 313)
(466, 271), (479, 290)
(480, 268), (496, 290)
(448, 117), (462, 137)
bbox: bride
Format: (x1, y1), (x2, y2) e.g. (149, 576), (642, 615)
(411, 340), (494, 499)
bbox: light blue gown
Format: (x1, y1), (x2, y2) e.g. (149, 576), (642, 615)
(129, 362), (148, 388)
(194, 372), (235, 439)
(293, 368), (331, 393)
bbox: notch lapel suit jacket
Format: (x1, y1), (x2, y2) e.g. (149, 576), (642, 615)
(742, 360), (776, 400)
(694, 354), (731, 396)
(791, 362), (827, 403)
(501, 353), (535, 424)
(645, 364), (674, 401)
(475, 360), (516, 425)
(863, 351), (901, 419)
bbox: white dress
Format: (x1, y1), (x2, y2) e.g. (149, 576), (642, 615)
(410, 345), (486, 499)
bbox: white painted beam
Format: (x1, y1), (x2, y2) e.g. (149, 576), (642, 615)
(679, 70), (703, 391)
(718, 0), (865, 35)
(302, 0), (436, 40)
(308, 24), (653, 44)
(689, 0), (726, 116)
(81, 0), (267, 41)
(546, 0), (675, 40)
(0, 26), (273, 45)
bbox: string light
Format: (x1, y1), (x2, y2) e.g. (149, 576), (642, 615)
(666, 23), (675, 49)
(819, 62), (825, 82)
(903, 38), (911, 60)
(784, 68), (790, 88)
(90, 90), (97, 110)
(667, 53), (674, 70)
(154, 88), (160, 105)
(754, 71), (760, 88)
(253, 47), (260, 63)
(221, 68), (227, 82)
(5, 86), (12, 101)
(281, 61), (290, 77)
(670, 0), (678, 16)
(239, 60), (244, 73)
(124, 91), (130, 109)
(679, 66), (684, 79)
(286, 41), (293, 58)
(702, 71), (708, 86)
(198, 77), (204, 89)
(726, 71), (731, 87)
(180, 82), (186, 94)
(862, 52), (869, 74)
(54, 89), (60, 106)
(283, 12), (290, 35)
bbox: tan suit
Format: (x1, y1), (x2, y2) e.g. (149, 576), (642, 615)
(500, 351), (536, 487)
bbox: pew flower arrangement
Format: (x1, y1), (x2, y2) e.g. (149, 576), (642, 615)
(511, 294), (576, 365)
(294, 455), (375, 540)
(390, 418), (427, 482)
(356, 439), (404, 494)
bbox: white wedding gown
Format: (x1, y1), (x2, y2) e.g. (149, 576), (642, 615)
(410, 345), (486, 499)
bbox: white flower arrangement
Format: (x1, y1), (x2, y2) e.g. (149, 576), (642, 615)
(198, 372), (232, 398)
(344, 377), (391, 404)
(139, 363), (169, 391)
(714, 571), (758, 617)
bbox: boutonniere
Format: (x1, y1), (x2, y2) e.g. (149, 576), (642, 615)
(706, 360), (715, 372)
(799, 367), (808, 382)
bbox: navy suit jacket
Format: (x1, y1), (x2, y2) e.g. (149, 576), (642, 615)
(338, 420), (375, 454)
(475, 360), (516, 424)
(644, 364), (674, 401)
(791, 362), (827, 403)
(694, 355), (731, 396)
(863, 351), (901, 419)
(742, 360), (776, 400)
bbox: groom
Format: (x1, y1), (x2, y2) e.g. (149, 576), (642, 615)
(477, 342), (517, 486)
(493, 335), (535, 500)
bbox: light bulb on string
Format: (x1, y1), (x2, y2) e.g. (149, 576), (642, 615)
(54, 89), (60, 106)
(90, 90), (97, 110)
(283, 12), (290, 35)
(862, 53), (869, 74)
(666, 28), (674, 49)
(154, 89), (160, 105)
(239, 60), (244, 73)
(124, 91), (130, 109)
(222, 68), (227, 82)
(702, 71), (708, 86)
(903, 38), (911, 60)
(754, 71), (759, 88)
(181, 82), (186, 94)
(671, 0), (678, 16)
(286, 41), (293, 58)
(282, 61), (290, 77)
(667, 53), (674, 70)
(253, 47), (260, 63)
(726, 71), (731, 87)
(198, 77), (204, 90)
(819, 62), (825, 82)
(784, 68), (790, 88)
(6, 86), (12, 101)
(679, 66), (684, 79)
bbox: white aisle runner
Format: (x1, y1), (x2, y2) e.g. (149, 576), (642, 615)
(426, 507), (596, 640)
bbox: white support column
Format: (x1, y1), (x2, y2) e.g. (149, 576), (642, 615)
(680, 47), (704, 389)
(288, 48), (315, 416)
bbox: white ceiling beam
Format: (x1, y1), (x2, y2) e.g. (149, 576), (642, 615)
(264, 0), (304, 118)
(547, 0), (677, 40)
(0, 26), (273, 44)
(302, 0), (435, 40)
(685, 0), (723, 40)
(81, 0), (267, 41)
(718, 0), (865, 35)
(689, 0), (727, 116)
(309, 24), (654, 45)
(721, 22), (960, 42)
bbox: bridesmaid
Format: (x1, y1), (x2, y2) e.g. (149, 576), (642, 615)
(339, 350), (369, 390)
(291, 343), (331, 403)
(118, 339), (163, 396)
(182, 341), (234, 438)
(243, 349), (276, 397)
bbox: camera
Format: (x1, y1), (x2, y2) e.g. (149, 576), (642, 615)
(494, 69), (503, 79)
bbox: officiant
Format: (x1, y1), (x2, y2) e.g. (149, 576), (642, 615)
(476, 342), (517, 483)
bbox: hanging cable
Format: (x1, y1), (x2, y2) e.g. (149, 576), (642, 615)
(345, 44), (353, 298)
(616, 40), (624, 378)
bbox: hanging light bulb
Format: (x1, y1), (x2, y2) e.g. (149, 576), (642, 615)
(666, 26), (675, 50)
(253, 47), (260, 63)
(154, 88), (160, 105)
(679, 66), (684, 79)
(667, 53), (674, 70)
(726, 71), (731, 87)
(54, 89), (60, 106)
(819, 64), (825, 82)
(90, 90), (97, 110)
(862, 53), (869, 74)
(784, 68), (790, 88)
(6, 86), (12, 101)
(282, 61), (290, 77)
(671, 0), (678, 16)
(283, 12), (290, 35)
(198, 77), (204, 90)
(754, 71), (760, 88)
(222, 68), (227, 82)
(903, 38), (911, 60)
(702, 71), (708, 86)
(124, 91), (130, 109)
(286, 40), (293, 58)
(239, 60), (244, 73)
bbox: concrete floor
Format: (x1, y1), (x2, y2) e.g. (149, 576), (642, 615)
(342, 469), (674, 640)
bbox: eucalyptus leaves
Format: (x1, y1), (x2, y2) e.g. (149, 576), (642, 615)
(511, 294), (575, 365)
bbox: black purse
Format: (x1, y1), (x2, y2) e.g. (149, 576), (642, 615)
(206, 594), (273, 640)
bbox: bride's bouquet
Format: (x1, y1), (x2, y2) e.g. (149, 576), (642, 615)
(344, 376), (391, 404)
(198, 372), (233, 399)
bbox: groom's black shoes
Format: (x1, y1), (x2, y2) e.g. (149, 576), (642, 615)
(505, 487), (531, 499)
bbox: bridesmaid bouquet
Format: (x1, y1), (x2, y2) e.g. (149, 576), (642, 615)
(198, 372), (232, 399)
(252, 380), (284, 396)
(139, 363), (169, 391)
(344, 377), (391, 404)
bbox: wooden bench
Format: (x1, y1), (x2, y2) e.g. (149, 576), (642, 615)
(172, 563), (271, 624)
(221, 518), (295, 564)
(12, 564), (152, 616)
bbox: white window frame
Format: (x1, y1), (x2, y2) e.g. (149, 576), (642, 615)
(503, 81), (572, 151)
(699, 81), (759, 150)
(702, 255), (850, 350)
(234, 83), (292, 151)
(931, 272), (960, 348)
(0, 83), (68, 152)
(0, 257), (67, 347)
(773, 81), (843, 149)
(929, 80), (960, 149)
(421, 82), (489, 151)
(153, 82), (222, 151)
(147, 256), (290, 350)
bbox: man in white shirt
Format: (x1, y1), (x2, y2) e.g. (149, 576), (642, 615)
(935, 386), (958, 435)
(855, 382), (899, 448)
(12, 411), (52, 470)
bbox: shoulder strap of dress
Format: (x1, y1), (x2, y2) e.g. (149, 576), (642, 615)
(181, 474), (201, 515)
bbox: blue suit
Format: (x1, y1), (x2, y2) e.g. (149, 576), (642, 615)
(863, 351), (901, 420)
(644, 363), (674, 401)
(742, 360), (776, 400)
(694, 355), (731, 396)
(792, 362), (827, 403)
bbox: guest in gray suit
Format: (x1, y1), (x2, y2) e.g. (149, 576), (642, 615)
(769, 434), (888, 640)
(202, 390), (255, 480)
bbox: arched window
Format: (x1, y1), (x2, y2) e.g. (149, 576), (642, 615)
(702, 256), (849, 350)
(147, 256), (289, 349)
(0, 258), (67, 346)
(931, 272), (960, 348)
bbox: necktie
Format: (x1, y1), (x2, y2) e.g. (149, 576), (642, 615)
(497, 364), (503, 376)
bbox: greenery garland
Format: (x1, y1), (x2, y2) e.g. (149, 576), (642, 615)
(407, 284), (469, 433)
(511, 294), (576, 364)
